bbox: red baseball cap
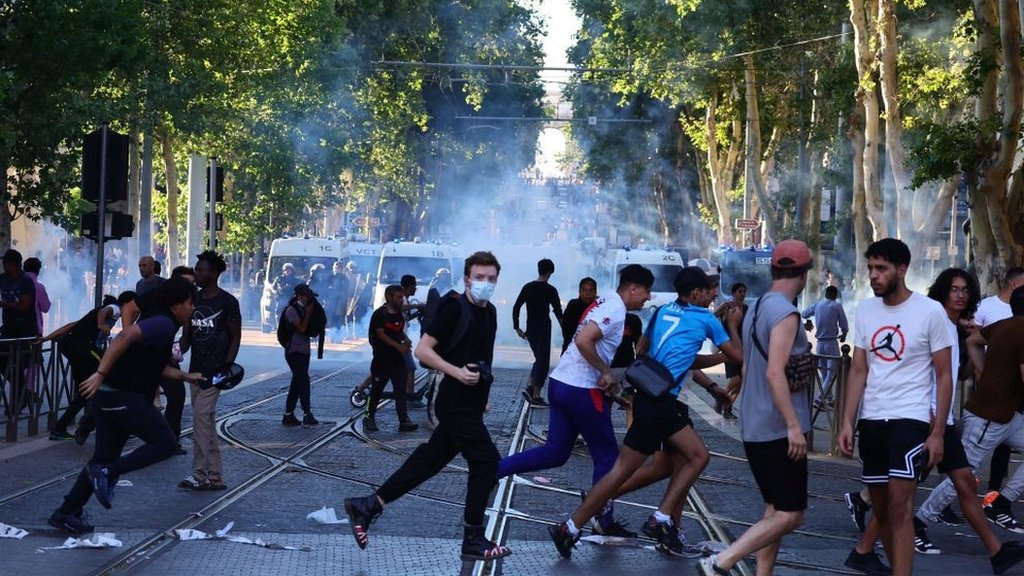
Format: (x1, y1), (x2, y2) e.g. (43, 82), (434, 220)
(771, 239), (813, 270)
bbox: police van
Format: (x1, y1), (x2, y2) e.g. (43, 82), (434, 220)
(372, 241), (459, 310)
(603, 247), (686, 313)
(711, 246), (773, 305)
(260, 236), (348, 330)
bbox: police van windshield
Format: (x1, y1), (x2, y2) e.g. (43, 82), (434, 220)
(719, 252), (772, 302)
(615, 264), (682, 293)
(379, 257), (451, 286)
(346, 255), (379, 277)
(268, 256), (338, 282)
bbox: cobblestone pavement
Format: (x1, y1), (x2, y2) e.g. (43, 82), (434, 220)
(0, 336), (1020, 575)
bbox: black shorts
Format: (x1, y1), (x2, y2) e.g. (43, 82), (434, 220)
(857, 419), (929, 484)
(744, 438), (808, 512)
(937, 423), (970, 474)
(623, 393), (692, 455)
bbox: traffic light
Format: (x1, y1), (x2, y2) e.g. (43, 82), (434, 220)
(204, 213), (224, 231)
(80, 212), (135, 241)
(81, 128), (130, 202)
(206, 166), (225, 202)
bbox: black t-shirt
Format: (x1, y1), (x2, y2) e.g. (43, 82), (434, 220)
(561, 298), (592, 352)
(611, 313), (642, 368)
(0, 272), (37, 337)
(426, 296), (497, 415)
(368, 305), (406, 363)
(107, 314), (179, 398)
(188, 289), (241, 377)
(512, 281), (563, 332)
(60, 306), (104, 361)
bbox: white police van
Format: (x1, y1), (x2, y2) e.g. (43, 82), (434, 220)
(603, 246), (686, 312)
(260, 236), (348, 331)
(371, 241), (459, 310)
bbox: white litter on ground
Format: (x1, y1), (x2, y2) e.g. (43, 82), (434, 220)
(173, 522), (311, 551)
(306, 506), (348, 525)
(37, 532), (122, 552)
(0, 522), (28, 539)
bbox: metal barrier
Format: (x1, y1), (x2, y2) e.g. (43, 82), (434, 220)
(806, 345), (850, 455)
(0, 338), (73, 442)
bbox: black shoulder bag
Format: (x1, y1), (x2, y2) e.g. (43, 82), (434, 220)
(624, 307), (684, 398)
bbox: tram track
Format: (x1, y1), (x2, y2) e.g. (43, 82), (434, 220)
(0, 362), (358, 508)
(8, 359), (972, 575)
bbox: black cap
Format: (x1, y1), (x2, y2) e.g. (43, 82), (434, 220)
(294, 283), (317, 298)
(674, 266), (710, 295)
(206, 362), (245, 391)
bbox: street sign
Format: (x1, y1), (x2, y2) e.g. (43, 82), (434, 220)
(735, 218), (761, 230)
(925, 245), (941, 261)
(353, 217), (381, 227)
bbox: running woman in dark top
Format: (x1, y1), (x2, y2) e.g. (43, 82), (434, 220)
(513, 258), (563, 406)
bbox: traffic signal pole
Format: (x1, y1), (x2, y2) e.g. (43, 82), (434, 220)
(208, 157), (217, 250)
(94, 124), (108, 309)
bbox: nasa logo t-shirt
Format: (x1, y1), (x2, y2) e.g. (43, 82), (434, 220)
(189, 289), (241, 377)
(854, 292), (953, 423)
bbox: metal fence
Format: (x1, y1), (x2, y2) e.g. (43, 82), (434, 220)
(0, 338), (74, 442)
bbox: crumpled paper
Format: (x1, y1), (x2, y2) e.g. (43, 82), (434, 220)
(580, 535), (655, 550)
(306, 506), (348, 525)
(0, 522), (28, 539)
(173, 522), (310, 551)
(38, 532), (122, 551)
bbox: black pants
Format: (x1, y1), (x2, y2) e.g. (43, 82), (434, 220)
(284, 351), (311, 414)
(376, 410), (499, 525)
(367, 357), (408, 421)
(58, 389), (177, 514)
(54, 350), (100, 433)
(526, 325), (552, 385)
(162, 378), (185, 439)
(990, 443), (1012, 491)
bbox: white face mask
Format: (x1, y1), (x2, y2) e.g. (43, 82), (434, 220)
(469, 280), (496, 303)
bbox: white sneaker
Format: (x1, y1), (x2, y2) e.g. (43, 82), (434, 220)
(697, 554), (730, 575)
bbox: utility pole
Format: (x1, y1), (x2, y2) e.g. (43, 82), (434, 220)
(140, 130), (154, 257)
(208, 157), (218, 250)
(94, 124), (109, 308)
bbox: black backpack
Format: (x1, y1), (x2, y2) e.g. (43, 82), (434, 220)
(419, 290), (482, 367)
(276, 305), (296, 348)
(278, 300), (329, 358)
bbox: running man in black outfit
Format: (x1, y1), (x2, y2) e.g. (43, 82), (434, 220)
(47, 278), (205, 534)
(513, 258), (563, 406)
(44, 292), (135, 443)
(561, 277), (597, 354)
(364, 284), (418, 433)
(344, 251), (512, 560)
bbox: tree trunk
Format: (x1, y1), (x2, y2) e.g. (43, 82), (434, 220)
(877, 0), (914, 239)
(705, 91), (736, 247)
(850, 0), (888, 240)
(158, 125), (180, 271)
(0, 162), (9, 252)
(848, 106), (870, 292)
(127, 130), (142, 264)
(744, 56), (777, 243)
(971, 0), (1024, 291)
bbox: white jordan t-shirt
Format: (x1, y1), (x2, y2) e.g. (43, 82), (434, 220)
(855, 292), (954, 423)
(549, 293), (625, 390)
